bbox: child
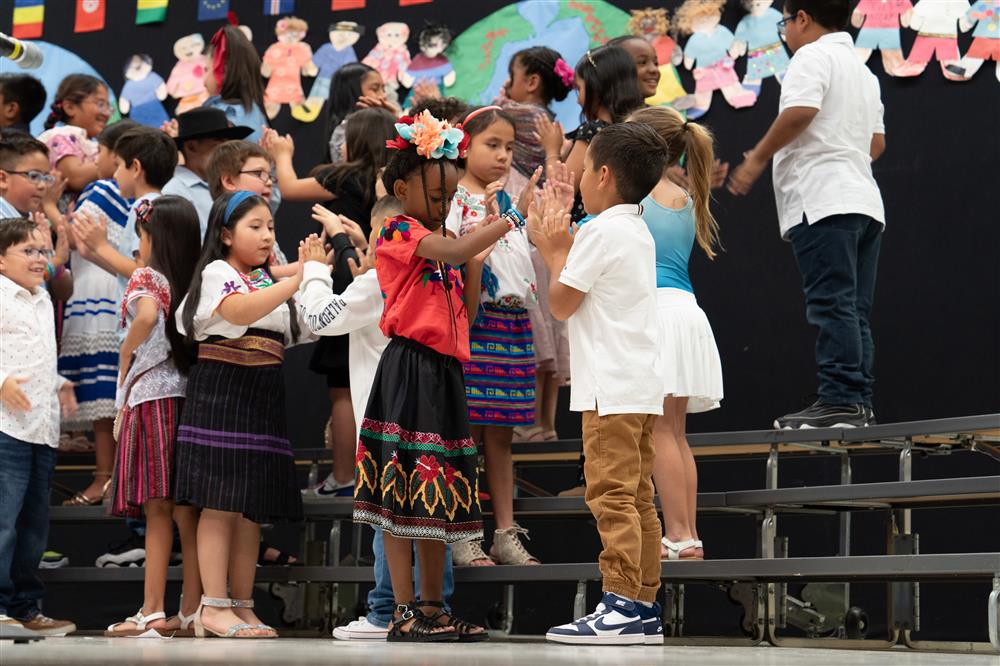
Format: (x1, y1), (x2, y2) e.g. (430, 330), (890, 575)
(162, 107), (253, 236)
(628, 106), (724, 561)
(728, 0), (885, 429)
(530, 123), (667, 645)
(39, 74), (110, 194)
(105, 196), (203, 636)
(174, 191), (304, 638)
(0, 218), (77, 635)
(607, 35), (663, 100)
(0, 135), (54, 219)
(443, 106), (540, 567)
(320, 63), (392, 163)
(0, 73), (46, 135)
(203, 25), (269, 142)
(354, 111), (513, 642)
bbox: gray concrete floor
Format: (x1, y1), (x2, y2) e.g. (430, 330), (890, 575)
(1, 637), (998, 666)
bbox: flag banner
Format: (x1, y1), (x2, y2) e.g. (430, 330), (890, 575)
(197, 0), (230, 22)
(75, 0), (105, 33)
(263, 0), (294, 15)
(12, 0), (44, 39)
(135, 0), (168, 25)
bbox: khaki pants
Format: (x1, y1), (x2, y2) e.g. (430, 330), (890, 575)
(581, 411), (661, 602)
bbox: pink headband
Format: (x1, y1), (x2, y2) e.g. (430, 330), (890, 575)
(461, 105), (503, 126)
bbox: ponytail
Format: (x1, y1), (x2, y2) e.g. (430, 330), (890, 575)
(627, 106), (721, 260)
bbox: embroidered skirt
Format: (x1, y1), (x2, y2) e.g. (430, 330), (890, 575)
(109, 397), (183, 519)
(173, 329), (302, 524)
(354, 337), (483, 543)
(464, 303), (535, 427)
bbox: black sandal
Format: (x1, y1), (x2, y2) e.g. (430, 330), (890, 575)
(387, 602), (458, 643)
(419, 600), (490, 642)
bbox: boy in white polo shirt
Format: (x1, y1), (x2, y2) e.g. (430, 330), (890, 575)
(728, 0), (886, 430)
(530, 123), (668, 646)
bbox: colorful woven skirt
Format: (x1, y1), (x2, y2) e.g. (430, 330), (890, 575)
(173, 329), (302, 524)
(110, 397), (183, 519)
(354, 337), (483, 543)
(464, 303), (535, 427)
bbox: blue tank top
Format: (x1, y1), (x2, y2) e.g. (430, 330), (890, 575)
(642, 193), (695, 293)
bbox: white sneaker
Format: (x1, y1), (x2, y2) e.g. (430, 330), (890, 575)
(332, 616), (388, 640)
(301, 473), (353, 500)
(546, 593), (645, 645)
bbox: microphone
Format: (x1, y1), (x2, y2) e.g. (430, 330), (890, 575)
(0, 32), (44, 69)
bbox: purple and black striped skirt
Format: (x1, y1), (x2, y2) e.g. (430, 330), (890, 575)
(173, 329), (303, 524)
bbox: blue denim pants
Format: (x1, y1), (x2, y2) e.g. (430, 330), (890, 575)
(788, 214), (882, 407)
(0, 432), (57, 620)
(366, 527), (455, 627)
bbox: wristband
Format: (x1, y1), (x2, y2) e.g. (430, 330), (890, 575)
(500, 208), (526, 231)
(43, 261), (55, 281)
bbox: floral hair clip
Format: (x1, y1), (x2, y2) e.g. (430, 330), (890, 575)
(385, 110), (466, 160)
(134, 198), (155, 226)
(554, 58), (574, 88)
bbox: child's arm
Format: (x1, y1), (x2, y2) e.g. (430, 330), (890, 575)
(71, 209), (140, 279)
(415, 216), (510, 266)
(297, 236), (381, 336)
(270, 262), (300, 279)
(216, 264), (303, 326)
(727, 106), (819, 195)
(118, 297), (158, 386)
(262, 129), (336, 202)
(870, 134), (886, 161)
(463, 258), (484, 326)
(527, 190), (585, 320)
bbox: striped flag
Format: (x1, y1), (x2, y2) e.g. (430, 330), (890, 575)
(331, 0), (365, 9)
(197, 0), (230, 22)
(75, 0), (105, 33)
(12, 0), (44, 39)
(399, 0), (432, 4)
(263, 0), (294, 15)
(135, 0), (168, 25)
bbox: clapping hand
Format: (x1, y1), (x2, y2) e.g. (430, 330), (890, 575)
(299, 233), (330, 267)
(545, 159), (575, 210)
(527, 182), (574, 260)
(517, 166), (543, 216)
(261, 128), (295, 160)
(534, 115), (565, 160)
(70, 208), (109, 251)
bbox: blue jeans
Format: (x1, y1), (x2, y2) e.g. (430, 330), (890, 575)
(366, 527), (454, 628)
(788, 214), (882, 407)
(0, 432), (57, 620)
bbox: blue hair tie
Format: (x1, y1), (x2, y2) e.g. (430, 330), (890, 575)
(223, 190), (257, 227)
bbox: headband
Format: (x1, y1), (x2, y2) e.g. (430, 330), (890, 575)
(586, 49), (596, 68)
(461, 105), (502, 127)
(386, 110), (466, 160)
(223, 190), (257, 227)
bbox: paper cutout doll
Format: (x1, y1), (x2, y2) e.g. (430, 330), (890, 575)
(362, 22), (411, 107)
(119, 54), (169, 128)
(944, 0), (1000, 82)
(399, 23), (456, 107)
(673, 0), (756, 120)
(167, 34), (209, 115)
(731, 0), (790, 95)
(851, 0), (913, 76)
(304, 21), (362, 107)
(895, 0), (972, 77)
(262, 16), (319, 120)
(628, 8), (687, 105)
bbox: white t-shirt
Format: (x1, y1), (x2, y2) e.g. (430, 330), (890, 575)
(298, 262), (388, 438)
(176, 259), (292, 342)
(558, 204), (663, 416)
(772, 32), (886, 239)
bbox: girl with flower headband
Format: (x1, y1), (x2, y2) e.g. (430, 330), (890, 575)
(202, 24), (269, 142)
(105, 196), (203, 637)
(354, 110), (513, 642)
(173, 190), (306, 638)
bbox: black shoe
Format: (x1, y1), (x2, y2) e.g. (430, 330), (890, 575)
(865, 406), (877, 426)
(773, 401), (867, 430)
(95, 533), (146, 568)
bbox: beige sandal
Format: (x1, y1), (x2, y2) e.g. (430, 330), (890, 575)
(489, 523), (540, 565)
(512, 425), (546, 443)
(451, 539), (495, 566)
(62, 472), (111, 506)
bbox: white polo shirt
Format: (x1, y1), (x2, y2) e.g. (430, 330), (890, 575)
(558, 204), (663, 416)
(772, 32), (886, 239)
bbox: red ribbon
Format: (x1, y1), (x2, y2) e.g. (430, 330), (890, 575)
(210, 27), (227, 92)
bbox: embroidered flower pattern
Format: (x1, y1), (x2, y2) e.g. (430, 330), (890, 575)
(355, 442), (378, 495)
(221, 280), (241, 295)
(240, 268), (274, 291)
(406, 454), (473, 518)
(379, 452), (407, 505)
(380, 217), (412, 243)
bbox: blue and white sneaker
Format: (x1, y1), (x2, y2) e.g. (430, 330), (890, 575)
(301, 473), (353, 500)
(635, 601), (664, 645)
(545, 593), (645, 645)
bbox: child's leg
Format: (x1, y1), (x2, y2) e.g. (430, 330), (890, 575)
(482, 426), (514, 530)
(635, 414), (661, 604)
(651, 398), (697, 550)
(135, 499), (173, 627)
(329, 387), (356, 486)
(196, 508), (253, 636)
(541, 371), (561, 435)
(73, 419), (114, 501)
(229, 516), (273, 635)
(416, 540), (485, 636)
(854, 219), (883, 410)
(173, 506), (202, 618)
(383, 533), (415, 607)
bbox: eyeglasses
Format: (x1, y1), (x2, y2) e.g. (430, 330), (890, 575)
(3, 169), (56, 186)
(239, 169), (273, 185)
(8, 247), (54, 260)
(776, 15), (793, 36)
(84, 97), (111, 113)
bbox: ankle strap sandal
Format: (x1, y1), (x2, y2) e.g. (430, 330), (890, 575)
(232, 598), (277, 636)
(419, 601), (489, 642)
(386, 602), (458, 643)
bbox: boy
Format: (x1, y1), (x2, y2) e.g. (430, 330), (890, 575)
(530, 123), (667, 646)
(162, 107), (252, 237)
(0, 135), (52, 219)
(728, 0), (886, 429)
(0, 218), (77, 635)
(0, 74), (46, 135)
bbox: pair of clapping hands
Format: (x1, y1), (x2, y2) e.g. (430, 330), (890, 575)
(305, 204), (374, 277)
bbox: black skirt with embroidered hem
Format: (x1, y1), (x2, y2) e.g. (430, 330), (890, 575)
(174, 329), (303, 524)
(354, 336), (483, 543)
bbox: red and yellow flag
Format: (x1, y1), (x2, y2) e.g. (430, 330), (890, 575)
(12, 0), (44, 39)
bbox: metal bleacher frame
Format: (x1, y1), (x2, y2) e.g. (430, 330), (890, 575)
(45, 414), (1000, 652)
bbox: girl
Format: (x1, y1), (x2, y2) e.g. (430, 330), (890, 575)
(58, 120), (139, 503)
(39, 74), (110, 194)
(356, 111), (512, 641)
(320, 62), (395, 163)
(203, 25), (269, 142)
(495, 46), (574, 445)
(628, 106), (724, 560)
(443, 107), (540, 567)
(105, 196), (203, 636)
(175, 191), (305, 638)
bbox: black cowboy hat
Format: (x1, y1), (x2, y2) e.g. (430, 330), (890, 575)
(173, 107), (253, 145)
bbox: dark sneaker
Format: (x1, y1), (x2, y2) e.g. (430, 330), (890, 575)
(635, 601), (664, 645)
(865, 406), (877, 426)
(39, 550), (68, 569)
(18, 614), (76, 636)
(774, 402), (867, 430)
(95, 533), (146, 568)
(546, 593), (644, 645)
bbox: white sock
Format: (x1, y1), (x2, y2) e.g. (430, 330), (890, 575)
(637, 601), (654, 608)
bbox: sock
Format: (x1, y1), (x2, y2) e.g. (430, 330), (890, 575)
(637, 601), (654, 608)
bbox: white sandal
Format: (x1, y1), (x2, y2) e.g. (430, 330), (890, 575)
(662, 537), (704, 561)
(192, 596), (259, 638)
(173, 599), (197, 638)
(105, 608), (167, 637)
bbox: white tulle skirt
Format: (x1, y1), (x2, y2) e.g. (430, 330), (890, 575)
(655, 288), (723, 413)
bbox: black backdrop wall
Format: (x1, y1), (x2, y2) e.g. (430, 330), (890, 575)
(8, 1), (998, 444)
